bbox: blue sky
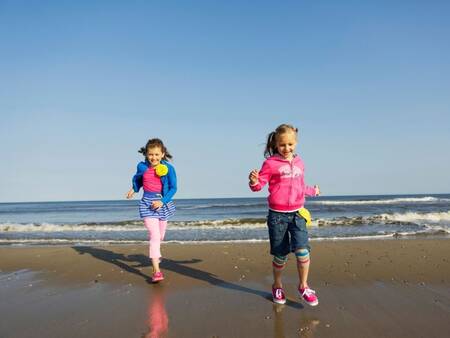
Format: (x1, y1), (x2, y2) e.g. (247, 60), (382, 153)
(1, 0), (449, 202)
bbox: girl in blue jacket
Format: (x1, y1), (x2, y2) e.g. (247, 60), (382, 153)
(126, 138), (177, 282)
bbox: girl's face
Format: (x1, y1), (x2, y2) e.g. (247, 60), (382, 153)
(276, 131), (297, 160)
(146, 146), (165, 167)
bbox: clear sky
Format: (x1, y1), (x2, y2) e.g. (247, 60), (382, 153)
(1, 0), (449, 202)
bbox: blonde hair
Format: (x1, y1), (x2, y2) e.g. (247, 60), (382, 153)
(264, 124), (298, 158)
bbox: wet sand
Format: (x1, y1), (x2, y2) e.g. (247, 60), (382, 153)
(1, 238), (449, 337)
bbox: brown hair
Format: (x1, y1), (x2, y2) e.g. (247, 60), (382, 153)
(138, 138), (173, 161)
(264, 124), (298, 158)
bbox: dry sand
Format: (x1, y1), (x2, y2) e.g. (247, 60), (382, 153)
(1, 238), (449, 337)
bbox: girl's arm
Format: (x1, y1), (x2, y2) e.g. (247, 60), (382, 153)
(126, 188), (135, 199)
(305, 184), (320, 196)
(161, 165), (177, 204)
(249, 160), (271, 192)
(132, 162), (147, 193)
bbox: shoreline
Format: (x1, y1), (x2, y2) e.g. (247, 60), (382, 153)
(1, 238), (449, 337)
(2, 232), (450, 248)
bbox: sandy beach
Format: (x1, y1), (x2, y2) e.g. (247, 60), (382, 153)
(1, 238), (449, 337)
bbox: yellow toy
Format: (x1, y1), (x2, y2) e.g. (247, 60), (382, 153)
(155, 164), (168, 177)
(298, 207), (312, 227)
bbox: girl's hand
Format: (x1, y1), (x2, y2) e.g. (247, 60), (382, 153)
(151, 200), (163, 210)
(126, 188), (135, 199)
(314, 185), (321, 196)
(249, 169), (259, 185)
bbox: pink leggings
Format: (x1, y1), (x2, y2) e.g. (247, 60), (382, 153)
(144, 218), (167, 259)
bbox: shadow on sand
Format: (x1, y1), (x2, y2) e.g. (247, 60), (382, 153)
(72, 246), (303, 309)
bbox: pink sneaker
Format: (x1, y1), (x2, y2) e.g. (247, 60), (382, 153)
(151, 271), (164, 283)
(299, 286), (319, 306)
(272, 286), (286, 304)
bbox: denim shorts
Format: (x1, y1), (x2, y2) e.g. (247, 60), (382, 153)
(267, 209), (310, 256)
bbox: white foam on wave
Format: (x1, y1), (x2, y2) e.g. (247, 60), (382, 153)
(312, 234), (396, 241)
(1, 231), (449, 246)
(0, 237), (393, 246)
(303, 211), (450, 228)
(170, 219), (266, 230)
(170, 225), (267, 230)
(422, 224), (450, 234)
(0, 238), (147, 246)
(164, 239), (268, 245)
(0, 218), (268, 233)
(312, 196), (446, 205)
(0, 222), (145, 232)
(2, 211), (449, 234)
(380, 211), (450, 224)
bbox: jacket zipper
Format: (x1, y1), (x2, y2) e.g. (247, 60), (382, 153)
(288, 160), (294, 207)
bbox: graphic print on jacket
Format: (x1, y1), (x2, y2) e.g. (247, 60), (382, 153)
(279, 164), (302, 178)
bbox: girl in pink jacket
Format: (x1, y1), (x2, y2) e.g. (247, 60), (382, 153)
(249, 124), (320, 306)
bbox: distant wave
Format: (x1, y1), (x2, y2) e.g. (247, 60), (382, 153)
(311, 196), (447, 205)
(179, 202), (266, 210)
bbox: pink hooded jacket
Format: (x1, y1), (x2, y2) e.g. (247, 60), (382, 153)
(250, 154), (317, 212)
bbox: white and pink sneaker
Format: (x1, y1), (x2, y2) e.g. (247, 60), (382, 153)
(151, 271), (164, 283)
(299, 286), (319, 306)
(272, 286), (286, 304)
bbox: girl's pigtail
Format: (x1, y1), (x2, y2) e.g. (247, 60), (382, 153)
(138, 146), (146, 155)
(264, 131), (277, 158)
(163, 150), (173, 161)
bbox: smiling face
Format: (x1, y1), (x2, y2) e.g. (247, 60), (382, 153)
(276, 131), (297, 160)
(146, 146), (165, 167)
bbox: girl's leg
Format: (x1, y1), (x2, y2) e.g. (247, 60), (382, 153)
(292, 215), (318, 305)
(267, 210), (290, 304)
(295, 248), (310, 288)
(272, 255), (288, 288)
(159, 220), (167, 241)
(267, 210), (290, 290)
(295, 247), (318, 306)
(144, 217), (162, 272)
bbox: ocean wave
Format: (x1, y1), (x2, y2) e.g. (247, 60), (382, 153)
(170, 218), (266, 229)
(378, 211), (450, 224)
(179, 202), (266, 210)
(310, 211), (450, 227)
(0, 218), (268, 233)
(311, 196), (447, 205)
(0, 222), (144, 232)
(0, 239), (148, 246)
(2, 211), (449, 233)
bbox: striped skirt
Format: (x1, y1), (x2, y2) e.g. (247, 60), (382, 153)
(139, 191), (175, 220)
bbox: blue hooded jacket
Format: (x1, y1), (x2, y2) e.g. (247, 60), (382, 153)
(132, 160), (177, 204)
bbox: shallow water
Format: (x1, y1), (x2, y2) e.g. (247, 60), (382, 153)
(1, 194), (449, 245)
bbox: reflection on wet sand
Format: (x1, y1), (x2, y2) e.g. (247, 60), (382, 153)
(272, 304), (320, 338)
(145, 286), (169, 338)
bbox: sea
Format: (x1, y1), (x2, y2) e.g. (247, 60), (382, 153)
(0, 194), (449, 246)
